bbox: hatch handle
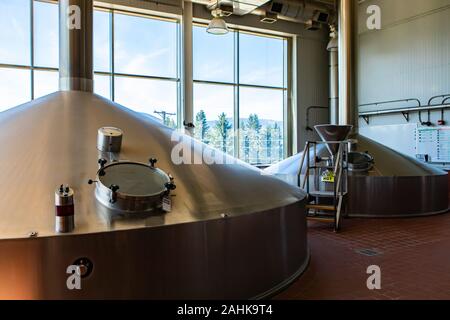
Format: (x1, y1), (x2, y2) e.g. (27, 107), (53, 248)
(109, 184), (120, 203)
(149, 158), (158, 168)
(165, 182), (176, 192)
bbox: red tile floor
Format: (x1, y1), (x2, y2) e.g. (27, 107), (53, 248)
(276, 211), (450, 300)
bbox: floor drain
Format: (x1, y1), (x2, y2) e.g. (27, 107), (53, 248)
(355, 248), (382, 257)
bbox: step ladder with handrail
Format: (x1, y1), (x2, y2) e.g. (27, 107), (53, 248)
(297, 140), (349, 232)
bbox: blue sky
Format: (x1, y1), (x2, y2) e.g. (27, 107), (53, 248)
(0, 0), (285, 124)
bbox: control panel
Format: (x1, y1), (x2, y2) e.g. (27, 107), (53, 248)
(416, 127), (450, 163)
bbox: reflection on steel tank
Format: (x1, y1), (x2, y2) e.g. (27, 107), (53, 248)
(0, 0), (309, 299)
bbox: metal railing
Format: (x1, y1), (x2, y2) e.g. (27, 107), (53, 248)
(359, 96), (450, 125)
(428, 94), (450, 106)
(305, 106), (328, 132)
(359, 98), (422, 110)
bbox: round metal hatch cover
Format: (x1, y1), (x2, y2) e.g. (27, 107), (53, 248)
(348, 152), (374, 172)
(95, 162), (171, 213)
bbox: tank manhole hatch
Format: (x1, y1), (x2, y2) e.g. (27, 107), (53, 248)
(89, 159), (176, 213)
(355, 248), (383, 257)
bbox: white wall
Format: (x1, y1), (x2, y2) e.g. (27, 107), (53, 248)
(296, 36), (329, 151)
(356, 0), (450, 168)
(357, 0), (450, 125)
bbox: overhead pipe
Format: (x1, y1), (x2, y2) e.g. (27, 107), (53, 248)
(190, 0), (334, 24)
(252, 0), (334, 24)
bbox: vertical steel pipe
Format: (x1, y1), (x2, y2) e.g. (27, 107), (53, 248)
(338, 0), (355, 127)
(329, 50), (339, 125)
(59, 0), (93, 92)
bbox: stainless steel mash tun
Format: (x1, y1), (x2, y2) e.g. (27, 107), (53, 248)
(0, 0), (308, 299)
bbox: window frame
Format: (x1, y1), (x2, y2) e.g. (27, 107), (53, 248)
(94, 7), (181, 128)
(192, 23), (290, 163)
(0, 1), (292, 164)
(0, 0), (182, 127)
(0, 0), (59, 101)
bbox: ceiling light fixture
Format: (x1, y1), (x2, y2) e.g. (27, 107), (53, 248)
(207, 3), (229, 35)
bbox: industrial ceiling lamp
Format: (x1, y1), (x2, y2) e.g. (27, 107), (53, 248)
(207, 1), (229, 35)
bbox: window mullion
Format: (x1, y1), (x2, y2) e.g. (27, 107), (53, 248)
(284, 38), (290, 158)
(181, 0), (194, 134)
(176, 20), (182, 129)
(110, 10), (115, 101)
(234, 30), (240, 159)
(30, 0), (35, 100)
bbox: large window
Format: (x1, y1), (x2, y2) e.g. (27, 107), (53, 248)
(193, 26), (234, 83)
(0, 1), (180, 128)
(0, 0), (30, 66)
(34, 70), (58, 99)
(0, 0), (61, 112)
(94, 10), (179, 128)
(114, 77), (177, 126)
(0, 0), (32, 112)
(34, 0), (58, 68)
(239, 33), (285, 88)
(0, 68), (31, 111)
(193, 26), (287, 165)
(239, 88), (285, 165)
(194, 83), (235, 155)
(0, 1), (289, 165)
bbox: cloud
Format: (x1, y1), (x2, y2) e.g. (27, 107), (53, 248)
(0, 68), (31, 112)
(114, 76), (177, 116)
(115, 47), (171, 75)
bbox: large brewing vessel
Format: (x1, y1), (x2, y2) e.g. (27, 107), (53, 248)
(0, 0), (309, 299)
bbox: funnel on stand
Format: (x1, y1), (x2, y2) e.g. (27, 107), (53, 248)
(314, 125), (353, 156)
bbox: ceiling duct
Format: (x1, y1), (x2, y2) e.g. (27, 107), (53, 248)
(0, 0), (309, 299)
(313, 9), (330, 23)
(207, 0), (271, 16)
(195, 0), (334, 27)
(266, 0), (332, 26)
(213, 4), (234, 16)
(259, 11), (278, 23)
(304, 19), (322, 30)
(268, 0), (303, 18)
